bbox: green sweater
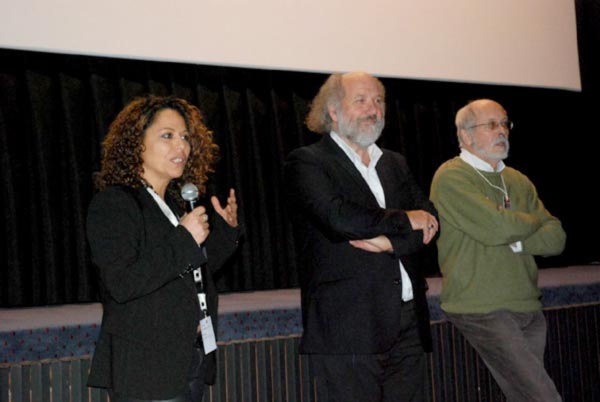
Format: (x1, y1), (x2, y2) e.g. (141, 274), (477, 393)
(430, 157), (566, 314)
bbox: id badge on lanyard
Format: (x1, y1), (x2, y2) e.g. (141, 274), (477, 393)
(193, 267), (217, 354)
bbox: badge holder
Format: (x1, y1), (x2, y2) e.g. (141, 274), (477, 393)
(193, 267), (217, 354)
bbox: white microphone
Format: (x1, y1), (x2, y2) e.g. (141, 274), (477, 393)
(181, 182), (209, 255)
(180, 182), (200, 213)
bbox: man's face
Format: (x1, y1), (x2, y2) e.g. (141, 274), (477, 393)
(464, 101), (510, 167)
(332, 73), (385, 148)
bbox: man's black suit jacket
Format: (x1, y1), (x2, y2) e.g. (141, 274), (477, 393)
(285, 134), (435, 354)
(86, 185), (238, 399)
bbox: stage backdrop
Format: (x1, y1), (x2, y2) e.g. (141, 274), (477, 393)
(0, 0), (581, 91)
(0, 0), (599, 307)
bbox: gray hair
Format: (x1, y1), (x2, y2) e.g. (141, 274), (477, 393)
(455, 99), (486, 147)
(305, 74), (345, 134)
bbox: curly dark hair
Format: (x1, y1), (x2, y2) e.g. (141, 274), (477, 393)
(95, 95), (219, 200)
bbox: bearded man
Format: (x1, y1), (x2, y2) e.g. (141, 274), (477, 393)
(284, 71), (438, 402)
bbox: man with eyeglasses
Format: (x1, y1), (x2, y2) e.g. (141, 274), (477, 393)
(430, 99), (566, 402)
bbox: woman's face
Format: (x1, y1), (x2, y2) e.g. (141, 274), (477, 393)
(140, 108), (191, 191)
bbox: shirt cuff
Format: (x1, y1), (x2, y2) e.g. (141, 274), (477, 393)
(509, 241), (523, 253)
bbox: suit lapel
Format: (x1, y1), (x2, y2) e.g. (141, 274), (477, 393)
(138, 188), (199, 294)
(376, 152), (402, 209)
(378, 152), (415, 211)
(318, 135), (380, 206)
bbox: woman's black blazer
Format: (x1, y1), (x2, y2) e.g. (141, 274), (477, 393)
(86, 185), (238, 399)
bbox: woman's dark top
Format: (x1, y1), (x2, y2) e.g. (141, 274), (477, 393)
(86, 185), (239, 399)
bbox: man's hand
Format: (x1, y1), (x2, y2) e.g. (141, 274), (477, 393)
(349, 235), (393, 253)
(406, 210), (438, 244)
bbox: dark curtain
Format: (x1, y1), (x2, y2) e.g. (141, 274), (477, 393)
(1, 0), (598, 307)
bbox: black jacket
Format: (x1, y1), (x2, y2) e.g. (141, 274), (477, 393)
(86, 185), (238, 399)
(285, 135), (435, 354)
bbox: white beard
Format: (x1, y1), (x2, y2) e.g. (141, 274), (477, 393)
(473, 136), (510, 162)
(338, 111), (385, 148)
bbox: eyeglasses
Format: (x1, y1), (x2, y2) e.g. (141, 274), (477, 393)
(466, 120), (514, 131)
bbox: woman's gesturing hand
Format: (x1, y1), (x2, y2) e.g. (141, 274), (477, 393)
(211, 188), (238, 227)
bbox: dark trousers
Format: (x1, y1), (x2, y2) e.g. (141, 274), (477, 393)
(110, 346), (207, 402)
(447, 310), (562, 402)
(310, 301), (426, 402)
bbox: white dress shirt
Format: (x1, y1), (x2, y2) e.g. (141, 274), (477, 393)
(331, 132), (414, 301)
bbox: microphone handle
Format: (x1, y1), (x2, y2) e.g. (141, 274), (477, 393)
(185, 199), (199, 213)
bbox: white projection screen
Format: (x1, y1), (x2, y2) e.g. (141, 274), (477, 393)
(0, 0), (581, 91)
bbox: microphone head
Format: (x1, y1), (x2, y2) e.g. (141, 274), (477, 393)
(180, 182), (199, 202)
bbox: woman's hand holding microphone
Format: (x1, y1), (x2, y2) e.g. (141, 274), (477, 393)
(180, 206), (210, 245)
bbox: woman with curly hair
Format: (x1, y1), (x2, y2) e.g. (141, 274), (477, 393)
(86, 95), (240, 402)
